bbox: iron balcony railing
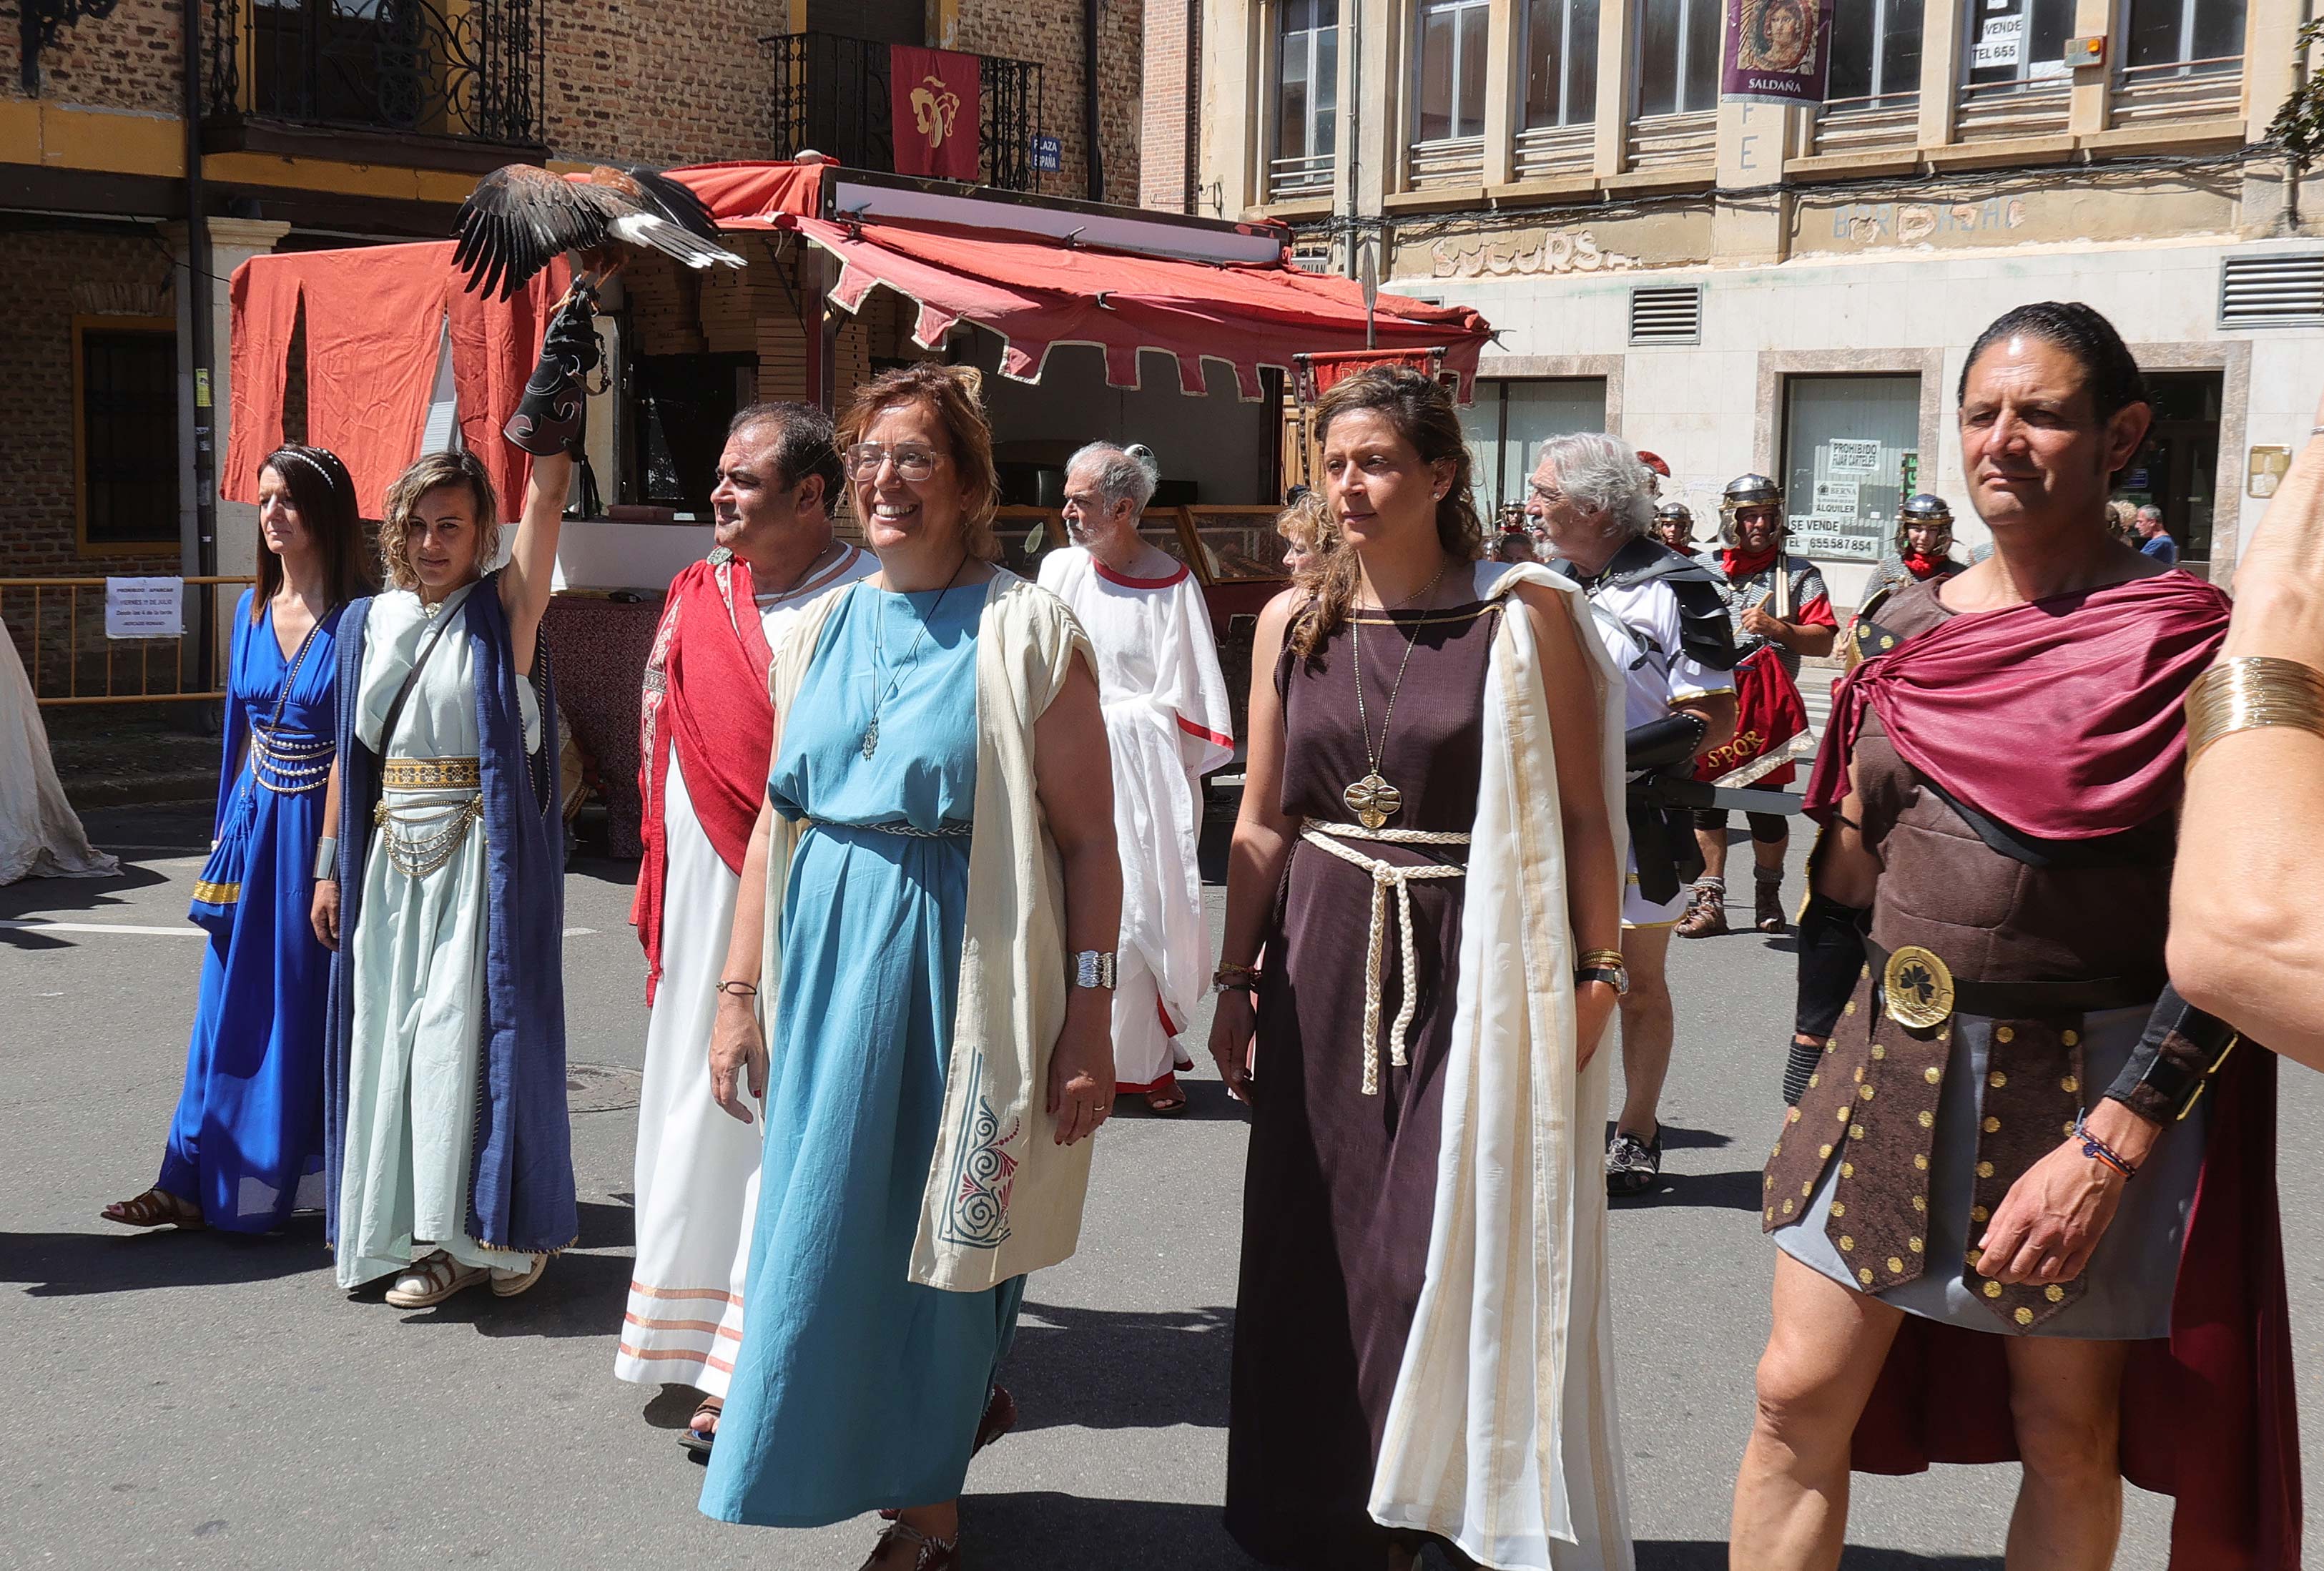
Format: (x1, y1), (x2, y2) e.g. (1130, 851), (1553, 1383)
(765, 31), (1045, 191)
(203, 0), (546, 147)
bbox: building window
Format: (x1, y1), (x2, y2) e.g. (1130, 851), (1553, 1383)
(1635, 0), (1719, 116)
(1414, 0), (1490, 142)
(1828, 0), (1922, 106)
(1781, 374), (1921, 563)
(74, 320), (180, 552)
(2117, 371), (2222, 563)
(1525, 0), (1600, 129)
(1964, 0), (2074, 87)
(2122, 0), (2245, 73)
(1462, 378), (1610, 519)
(1274, 0), (1339, 194)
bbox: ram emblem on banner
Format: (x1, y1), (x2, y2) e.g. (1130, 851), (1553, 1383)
(1720, 0), (1833, 107)
(890, 45), (983, 181)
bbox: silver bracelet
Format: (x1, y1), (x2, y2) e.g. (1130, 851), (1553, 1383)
(1070, 950), (1118, 990)
(312, 836), (338, 882)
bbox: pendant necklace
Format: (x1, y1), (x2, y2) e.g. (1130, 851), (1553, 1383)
(862, 553), (970, 759)
(1344, 558), (1449, 829)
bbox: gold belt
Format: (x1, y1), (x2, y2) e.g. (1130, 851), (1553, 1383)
(383, 756), (481, 790)
(1299, 819), (1472, 1096)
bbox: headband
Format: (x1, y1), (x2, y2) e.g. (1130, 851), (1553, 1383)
(269, 447), (350, 505)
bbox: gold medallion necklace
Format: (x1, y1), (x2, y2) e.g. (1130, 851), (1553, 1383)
(1344, 558), (1449, 829)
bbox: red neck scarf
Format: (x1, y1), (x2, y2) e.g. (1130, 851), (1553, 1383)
(1806, 571), (2230, 840)
(1902, 550), (1949, 579)
(630, 556), (778, 1002)
(1720, 543), (1779, 581)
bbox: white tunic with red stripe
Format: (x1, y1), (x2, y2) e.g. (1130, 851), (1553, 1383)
(1037, 544), (1234, 1095)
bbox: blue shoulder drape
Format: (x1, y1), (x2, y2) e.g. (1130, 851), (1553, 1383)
(323, 572), (577, 1256)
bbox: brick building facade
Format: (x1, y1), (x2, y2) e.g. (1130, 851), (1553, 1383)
(1140, 0), (1199, 213)
(0, 0), (1142, 682)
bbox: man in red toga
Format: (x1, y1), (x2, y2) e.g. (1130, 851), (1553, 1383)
(617, 403), (877, 1450)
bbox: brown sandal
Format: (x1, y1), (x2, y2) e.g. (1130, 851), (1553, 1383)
(678, 1397), (722, 1456)
(101, 1188), (205, 1231)
(859, 1522), (959, 1571)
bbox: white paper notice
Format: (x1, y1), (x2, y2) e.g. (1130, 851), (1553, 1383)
(1813, 478), (1862, 514)
(1826, 439), (1882, 476)
(105, 577), (184, 639)
(1791, 516), (1884, 561)
(1974, 14), (2024, 69)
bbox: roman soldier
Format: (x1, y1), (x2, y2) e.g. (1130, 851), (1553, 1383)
(1847, 494), (1968, 668)
(1676, 474), (1836, 937)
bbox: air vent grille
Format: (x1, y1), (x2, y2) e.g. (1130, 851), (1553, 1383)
(2220, 254), (2324, 328)
(1630, 284), (1702, 345)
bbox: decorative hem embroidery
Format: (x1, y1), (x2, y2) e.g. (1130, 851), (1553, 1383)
(937, 1053), (1019, 1251)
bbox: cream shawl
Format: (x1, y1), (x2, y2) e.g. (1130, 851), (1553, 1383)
(761, 569), (1100, 1291)
(1368, 561), (1637, 1571)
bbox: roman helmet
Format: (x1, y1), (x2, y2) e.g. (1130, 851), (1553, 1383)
(1718, 472), (1785, 547)
(1653, 498), (1695, 548)
(1894, 493), (1955, 556)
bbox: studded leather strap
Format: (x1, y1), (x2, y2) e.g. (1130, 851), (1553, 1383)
(1961, 1016), (2090, 1329)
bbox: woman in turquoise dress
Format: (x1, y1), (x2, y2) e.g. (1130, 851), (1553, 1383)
(104, 445), (372, 1233)
(703, 365), (1121, 1571)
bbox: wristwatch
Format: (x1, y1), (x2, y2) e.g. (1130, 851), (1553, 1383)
(1575, 948), (1630, 995)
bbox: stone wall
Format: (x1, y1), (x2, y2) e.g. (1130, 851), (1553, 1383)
(953, 0), (1141, 208)
(0, 227), (183, 579)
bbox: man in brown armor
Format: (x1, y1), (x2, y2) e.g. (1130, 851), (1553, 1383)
(1730, 302), (2296, 1571)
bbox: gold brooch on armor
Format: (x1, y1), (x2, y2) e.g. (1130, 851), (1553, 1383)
(1881, 945), (1955, 1030)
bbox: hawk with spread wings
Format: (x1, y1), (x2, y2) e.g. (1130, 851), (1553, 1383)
(453, 163), (747, 300)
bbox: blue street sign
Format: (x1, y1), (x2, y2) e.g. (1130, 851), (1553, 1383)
(1030, 134), (1062, 173)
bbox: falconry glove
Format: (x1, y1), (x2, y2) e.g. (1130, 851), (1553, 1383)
(503, 290), (604, 458)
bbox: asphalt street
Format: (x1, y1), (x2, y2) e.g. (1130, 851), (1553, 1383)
(4, 799), (2318, 1570)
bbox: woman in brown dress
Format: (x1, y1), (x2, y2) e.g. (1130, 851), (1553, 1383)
(1209, 368), (1628, 1570)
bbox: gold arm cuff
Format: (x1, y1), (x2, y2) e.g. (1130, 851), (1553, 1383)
(2185, 657), (2324, 766)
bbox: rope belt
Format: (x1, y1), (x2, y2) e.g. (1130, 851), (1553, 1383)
(1300, 819), (1472, 1096)
(804, 817), (973, 839)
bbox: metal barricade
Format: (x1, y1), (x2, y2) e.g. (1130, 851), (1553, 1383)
(0, 576), (255, 707)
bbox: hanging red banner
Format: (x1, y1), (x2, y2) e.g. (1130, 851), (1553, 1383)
(890, 45), (983, 182)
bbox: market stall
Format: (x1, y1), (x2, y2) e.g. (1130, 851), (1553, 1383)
(222, 159), (1494, 851)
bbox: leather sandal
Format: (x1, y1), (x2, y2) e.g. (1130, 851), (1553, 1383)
(385, 1250), (488, 1308)
(101, 1187), (205, 1231)
(490, 1254), (548, 1297)
(679, 1397), (722, 1457)
(859, 1522), (959, 1571)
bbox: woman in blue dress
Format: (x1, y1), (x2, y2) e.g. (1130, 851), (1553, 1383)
(703, 365), (1121, 1571)
(104, 445), (372, 1233)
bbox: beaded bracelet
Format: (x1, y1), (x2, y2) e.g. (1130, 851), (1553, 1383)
(2072, 1116), (2138, 1181)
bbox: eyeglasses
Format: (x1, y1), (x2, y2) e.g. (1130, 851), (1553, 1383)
(845, 443), (942, 483)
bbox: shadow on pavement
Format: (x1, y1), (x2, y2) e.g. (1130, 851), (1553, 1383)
(0, 860), (174, 921)
(962, 1491), (1254, 1570)
(1640, 1544), (2002, 1570)
(1610, 1168), (1767, 1211)
(1005, 1301), (1233, 1434)
(1118, 1077), (1247, 1124)
(1, 1214), (329, 1296)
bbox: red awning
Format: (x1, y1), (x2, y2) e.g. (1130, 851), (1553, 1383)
(782, 212), (1490, 403)
(661, 161), (827, 228)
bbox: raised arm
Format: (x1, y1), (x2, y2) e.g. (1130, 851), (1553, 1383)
(1206, 589), (1301, 1102)
(498, 292), (601, 673)
(2170, 384), (2324, 1069)
(500, 448), (571, 675)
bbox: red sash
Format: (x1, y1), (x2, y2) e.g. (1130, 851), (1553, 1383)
(631, 557), (777, 1003)
(1693, 645), (1808, 787)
